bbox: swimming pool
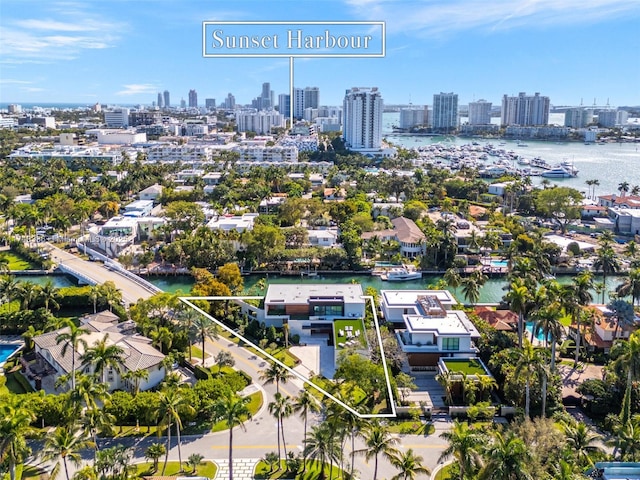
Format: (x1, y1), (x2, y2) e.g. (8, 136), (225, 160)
(490, 260), (509, 268)
(0, 344), (22, 365)
(525, 322), (549, 343)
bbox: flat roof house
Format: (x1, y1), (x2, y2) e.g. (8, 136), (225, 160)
(381, 290), (480, 368)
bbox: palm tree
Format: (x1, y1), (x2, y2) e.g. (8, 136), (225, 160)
(505, 278), (530, 348)
(14, 281), (39, 310)
(80, 334), (125, 385)
(356, 421), (400, 480)
(81, 406), (115, 456)
(56, 320), (88, 391)
(122, 368), (149, 396)
(460, 271), (485, 305)
(477, 430), (533, 480)
(512, 343), (544, 418)
(303, 423), (341, 480)
(144, 443), (166, 473)
(0, 402), (36, 480)
(259, 362), (293, 394)
(88, 285), (100, 314)
(389, 449), (430, 480)
(293, 389), (321, 472)
(611, 331), (640, 424)
(39, 279), (60, 311)
(609, 418), (640, 461)
(562, 421), (603, 468)
(268, 393), (293, 468)
(435, 369), (456, 405)
(70, 374), (110, 413)
(157, 387), (195, 475)
(594, 245), (620, 303)
(619, 181), (630, 196)
(439, 420), (485, 480)
(186, 453), (204, 474)
(192, 314), (218, 360)
(41, 426), (94, 480)
(0, 275), (19, 303)
(617, 268), (640, 306)
(211, 391), (251, 480)
(568, 270), (595, 365)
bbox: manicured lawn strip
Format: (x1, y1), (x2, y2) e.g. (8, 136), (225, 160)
(134, 460), (217, 478)
(433, 463), (453, 480)
(220, 330), (300, 368)
(190, 345), (210, 361)
(2, 251), (39, 270)
(115, 425), (160, 438)
(254, 459), (346, 479)
(211, 390), (263, 433)
(442, 359), (487, 376)
(386, 420), (435, 435)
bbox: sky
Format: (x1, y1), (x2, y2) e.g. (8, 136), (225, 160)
(1, 0), (639, 108)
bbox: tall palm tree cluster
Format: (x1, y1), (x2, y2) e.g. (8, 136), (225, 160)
(439, 417), (605, 480)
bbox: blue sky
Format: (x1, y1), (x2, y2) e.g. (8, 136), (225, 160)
(1, 0), (639, 107)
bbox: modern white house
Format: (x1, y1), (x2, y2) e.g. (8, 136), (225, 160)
(30, 311), (166, 392)
(260, 284), (366, 339)
(380, 290), (480, 368)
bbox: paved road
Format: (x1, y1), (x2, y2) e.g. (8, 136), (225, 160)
(45, 243), (156, 306)
(33, 246), (450, 478)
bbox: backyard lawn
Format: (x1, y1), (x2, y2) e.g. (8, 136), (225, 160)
(441, 358), (488, 376)
(1, 252), (39, 270)
(334, 318), (367, 349)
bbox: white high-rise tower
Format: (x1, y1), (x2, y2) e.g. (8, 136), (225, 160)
(342, 87), (383, 151)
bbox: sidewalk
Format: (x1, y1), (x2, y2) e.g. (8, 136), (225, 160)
(214, 458), (260, 480)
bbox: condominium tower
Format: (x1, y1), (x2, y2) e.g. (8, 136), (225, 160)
(501, 92), (550, 126)
(432, 92), (459, 131)
(468, 100), (492, 125)
(163, 90), (170, 109)
(342, 87), (383, 151)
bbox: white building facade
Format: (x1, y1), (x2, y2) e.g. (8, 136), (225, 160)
(342, 87), (383, 151)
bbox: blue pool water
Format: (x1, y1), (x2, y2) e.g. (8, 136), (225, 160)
(0, 344), (21, 364)
(525, 321), (549, 343)
(490, 260), (509, 267)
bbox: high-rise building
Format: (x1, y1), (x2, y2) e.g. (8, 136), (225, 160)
(564, 108), (594, 128)
(188, 89), (198, 108)
(399, 106), (428, 129)
(236, 111), (285, 134)
(293, 88), (304, 119)
(157, 93), (163, 108)
(342, 87), (383, 151)
(224, 93), (236, 110)
(501, 92), (550, 126)
(180, 98), (186, 109)
(304, 87), (320, 110)
(163, 90), (170, 109)
(278, 94), (291, 119)
(598, 109), (628, 127)
(432, 92), (459, 131)
(205, 98), (216, 109)
(468, 99), (492, 125)
(258, 82), (273, 110)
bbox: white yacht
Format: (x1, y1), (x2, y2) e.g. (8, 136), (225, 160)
(381, 267), (422, 281)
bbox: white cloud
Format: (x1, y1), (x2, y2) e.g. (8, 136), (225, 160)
(0, 79), (33, 85)
(0, 2), (125, 64)
(345, 0), (640, 37)
(116, 84), (160, 96)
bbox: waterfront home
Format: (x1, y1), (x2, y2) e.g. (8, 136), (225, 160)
(381, 290), (480, 368)
(361, 217), (427, 258)
(28, 311), (166, 392)
(608, 208), (640, 235)
(260, 284), (366, 339)
(598, 193), (640, 209)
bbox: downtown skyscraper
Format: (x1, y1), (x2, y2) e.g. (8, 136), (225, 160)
(342, 87), (383, 151)
(188, 89), (198, 108)
(163, 90), (170, 109)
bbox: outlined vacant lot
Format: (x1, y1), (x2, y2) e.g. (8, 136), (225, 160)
(179, 295), (397, 418)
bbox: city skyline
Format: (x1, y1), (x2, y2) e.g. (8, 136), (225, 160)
(1, 0), (639, 107)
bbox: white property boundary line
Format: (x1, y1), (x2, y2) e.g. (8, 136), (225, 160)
(179, 295), (397, 418)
